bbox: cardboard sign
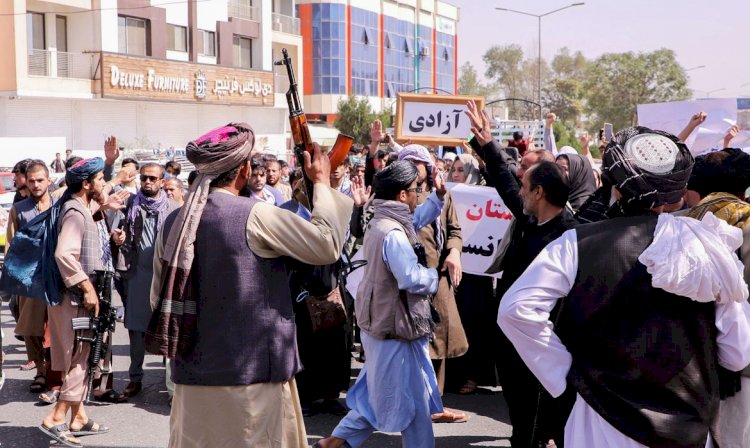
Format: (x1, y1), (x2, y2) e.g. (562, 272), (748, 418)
(395, 93), (484, 146)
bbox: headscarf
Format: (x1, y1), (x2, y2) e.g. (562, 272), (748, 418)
(398, 144), (434, 169)
(557, 146), (578, 156)
(146, 123), (254, 358)
(373, 160), (418, 200)
(557, 154), (596, 211)
(457, 154), (482, 186)
(687, 148), (750, 198)
(602, 127), (693, 215)
(0, 158), (106, 305)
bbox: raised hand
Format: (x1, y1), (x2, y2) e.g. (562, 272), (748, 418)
(104, 136), (120, 165)
(101, 189), (130, 212)
(433, 165), (447, 199)
(350, 174), (371, 207)
(690, 112), (708, 127)
(465, 101), (492, 146)
(724, 125), (740, 148)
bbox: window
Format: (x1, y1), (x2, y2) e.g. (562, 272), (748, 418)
(309, 3), (346, 95)
(233, 35), (252, 68)
(198, 30), (216, 56)
(118, 16), (147, 56)
(56, 16), (67, 52)
(167, 24), (187, 52)
(26, 12), (45, 50)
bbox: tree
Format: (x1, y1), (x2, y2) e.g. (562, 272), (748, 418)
(483, 44), (549, 120)
(459, 62), (490, 97)
(542, 48), (588, 123)
(334, 95), (377, 146)
(583, 49), (690, 131)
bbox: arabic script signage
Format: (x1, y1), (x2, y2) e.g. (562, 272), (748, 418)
(395, 93), (484, 147)
(448, 182), (512, 277)
(100, 53), (274, 106)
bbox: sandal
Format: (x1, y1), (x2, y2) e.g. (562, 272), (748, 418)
(38, 422), (82, 447)
(93, 389), (127, 403)
(39, 389), (60, 405)
(432, 408), (470, 423)
(29, 374), (47, 393)
(459, 380), (478, 395)
(124, 381), (142, 397)
(20, 360), (36, 371)
(71, 419), (110, 436)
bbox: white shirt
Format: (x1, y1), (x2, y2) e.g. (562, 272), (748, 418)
(497, 228), (750, 447)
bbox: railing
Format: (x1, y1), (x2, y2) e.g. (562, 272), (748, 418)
(28, 49), (94, 79)
(228, 1), (260, 22)
(272, 12), (300, 35)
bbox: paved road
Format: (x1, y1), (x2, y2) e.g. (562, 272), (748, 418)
(0, 303), (512, 448)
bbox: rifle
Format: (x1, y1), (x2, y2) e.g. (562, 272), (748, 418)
(274, 48), (353, 210)
(72, 270), (116, 403)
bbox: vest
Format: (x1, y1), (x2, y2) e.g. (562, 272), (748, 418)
(555, 215), (719, 448)
(57, 198), (105, 303)
(356, 216), (432, 340)
(172, 192), (299, 386)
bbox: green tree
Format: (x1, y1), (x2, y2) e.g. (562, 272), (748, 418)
(483, 44), (549, 120)
(584, 48), (690, 131)
(543, 48), (588, 123)
(334, 95), (378, 146)
(459, 61), (491, 97)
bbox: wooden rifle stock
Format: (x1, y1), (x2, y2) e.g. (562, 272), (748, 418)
(275, 48), (353, 210)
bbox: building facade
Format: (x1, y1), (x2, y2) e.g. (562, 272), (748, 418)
(296, 0), (459, 121)
(0, 0), (303, 158)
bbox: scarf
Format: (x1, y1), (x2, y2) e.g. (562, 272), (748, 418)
(559, 154), (597, 211)
(146, 124), (254, 358)
(127, 189), (169, 250)
(685, 193), (750, 229)
(398, 144), (434, 170)
(371, 199), (418, 244)
(458, 154), (483, 186)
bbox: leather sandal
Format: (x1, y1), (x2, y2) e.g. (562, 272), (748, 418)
(124, 381), (142, 397)
(29, 374), (47, 393)
(38, 422), (82, 447)
(70, 419), (110, 436)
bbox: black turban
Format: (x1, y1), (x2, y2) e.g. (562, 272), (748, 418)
(373, 160), (418, 200)
(688, 148), (750, 198)
(602, 126), (693, 214)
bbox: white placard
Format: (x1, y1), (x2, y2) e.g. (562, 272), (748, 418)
(402, 101), (471, 140)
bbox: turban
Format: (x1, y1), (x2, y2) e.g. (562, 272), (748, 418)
(558, 146), (578, 156)
(147, 123), (254, 358)
(65, 157), (105, 185)
(457, 153), (483, 186)
(398, 144), (434, 169)
(373, 160), (418, 200)
(602, 127), (693, 214)
(688, 148), (750, 198)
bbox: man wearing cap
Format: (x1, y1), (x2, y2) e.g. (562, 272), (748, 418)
(498, 127), (750, 447)
(146, 123), (353, 447)
(40, 157), (128, 447)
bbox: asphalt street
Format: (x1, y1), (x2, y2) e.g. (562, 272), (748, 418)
(0, 301), (513, 448)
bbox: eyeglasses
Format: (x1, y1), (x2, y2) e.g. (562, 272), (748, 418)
(140, 175), (160, 183)
(405, 187), (423, 193)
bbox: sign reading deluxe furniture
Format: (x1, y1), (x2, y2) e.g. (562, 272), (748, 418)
(100, 53), (274, 106)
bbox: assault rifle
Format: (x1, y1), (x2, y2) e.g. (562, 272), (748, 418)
(274, 48), (353, 210)
(72, 270), (116, 403)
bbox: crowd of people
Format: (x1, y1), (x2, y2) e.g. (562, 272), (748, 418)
(1, 102), (750, 448)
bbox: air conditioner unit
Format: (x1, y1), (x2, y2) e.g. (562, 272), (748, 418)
(420, 47), (430, 57)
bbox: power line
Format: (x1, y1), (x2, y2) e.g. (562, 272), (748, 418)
(0, 0), (212, 17)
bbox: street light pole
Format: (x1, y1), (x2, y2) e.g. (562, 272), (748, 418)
(496, 3), (585, 120)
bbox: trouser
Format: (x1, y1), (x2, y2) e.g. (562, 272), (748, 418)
(24, 336), (45, 368)
(48, 297), (91, 402)
(432, 358), (446, 395)
(128, 330), (145, 382)
(333, 400), (434, 448)
(497, 330), (569, 448)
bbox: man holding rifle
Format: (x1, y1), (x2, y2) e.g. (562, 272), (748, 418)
(146, 123), (352, 447)
(40, 158), (126, 447)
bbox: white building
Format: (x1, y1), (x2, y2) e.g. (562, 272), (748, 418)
(0, 0), (303, 161)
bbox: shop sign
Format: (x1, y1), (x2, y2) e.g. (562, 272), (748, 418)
(100, 53), (274, 106)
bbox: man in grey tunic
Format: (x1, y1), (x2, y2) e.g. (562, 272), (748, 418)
(116, 162), (178, 398)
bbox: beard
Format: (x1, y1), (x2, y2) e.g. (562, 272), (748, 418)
(141, 187), (159, 198)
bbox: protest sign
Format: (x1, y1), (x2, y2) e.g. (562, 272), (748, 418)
(395, 93), (483, 146)
(447, 182), (512, 277)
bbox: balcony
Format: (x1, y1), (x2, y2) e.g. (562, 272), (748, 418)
(228, 1), (260, 22)
(28, 49), (94, 79)
(272, 13), (300, 35)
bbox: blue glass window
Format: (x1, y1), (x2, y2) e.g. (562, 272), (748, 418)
(435, 31), (455, 94)
(350, 7), (379, 97)
(383, 15), (417, 97)
(310, 3), (346, 94)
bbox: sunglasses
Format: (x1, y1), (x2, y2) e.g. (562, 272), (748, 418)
(140, 175), (161, 183)
(405, 187), (423, 193)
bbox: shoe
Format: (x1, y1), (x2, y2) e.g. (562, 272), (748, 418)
(20, 360), (35, 371)
(38, 423), (81, 447)
(124, 381), (142, 397)
(93, 389), (127, 403)
(70, 419), (110, 436)
(39, 389), (60, 405)
(319, 399), (348, 416)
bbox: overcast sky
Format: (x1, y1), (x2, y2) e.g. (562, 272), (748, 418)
(452, 0), (750, 99)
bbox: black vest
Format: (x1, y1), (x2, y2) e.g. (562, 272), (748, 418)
(556, 215), (719, 448)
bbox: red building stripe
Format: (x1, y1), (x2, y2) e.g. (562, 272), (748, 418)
(299, 4), (313, 96)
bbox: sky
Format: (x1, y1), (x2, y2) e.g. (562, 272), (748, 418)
(452, 0), (750, 99)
